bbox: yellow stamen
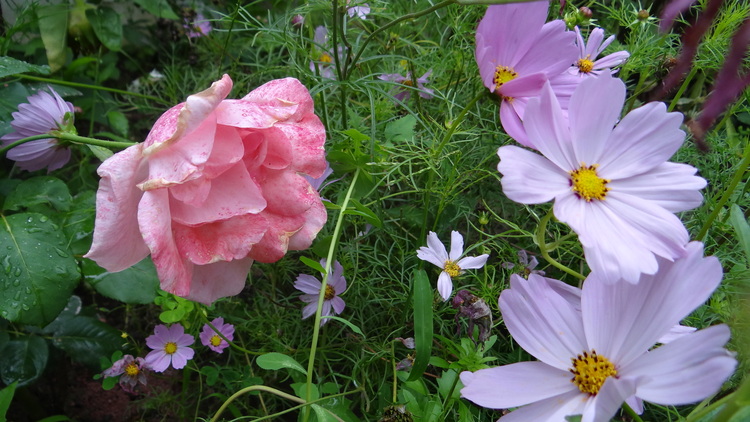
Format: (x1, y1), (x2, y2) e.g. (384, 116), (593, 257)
(324, 284), (336, 300)
(569, 350), (618, 395)
(124, 363), (140, 377)
(443, 260), (461, 278)
(319, 53), (333, 64)
(493, 65), (518, 90)
(164, 342), (177, 355)
(210, 335), (222, 347)
(577, 56), (595, 73)
(570, 164), (609, 202)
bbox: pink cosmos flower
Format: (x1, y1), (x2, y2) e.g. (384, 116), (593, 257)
(379, 70), (434, 102)
(145, 324), (195, 372)
(475, 1), (578, 147)
(461, 242), (736, 421)
(497, 72), (706, 284)
(85, 75), (328, 305)
(184, 13), (212, 38)
(200, 317), (234, 353)
(569, 27), (630, 77)
(417, 231), (489, 301)
(102, 354), (148, 393)
(294, 259), (347, 326)
(1, 87), (75, 172)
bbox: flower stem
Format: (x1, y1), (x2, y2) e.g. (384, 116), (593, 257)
(303, 168), (360, 421)
(535, 209), (586, 280)
(14, 73), (171, 105)
(696, 138), (750, 241)
(621, 402), (644, 422)
(0, 132), (136, 158)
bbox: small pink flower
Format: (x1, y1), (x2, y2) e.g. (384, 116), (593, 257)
(475, 1), (578, 147)
(102, 354), (148, 393)
(184, 13), (212, 38)
(292, 14), (305, 27)
(294, 259), (347, 326)
(145, 324), (195, 372)
(1, 87), (75, 172)
(85, 75), (328, 305)
(569, 27), (630, 77)
(200, 317), (234, 353)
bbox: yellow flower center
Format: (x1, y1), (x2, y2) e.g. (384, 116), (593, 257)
(577, 56), (595, 73)
(124, 362), (140, 377)
(402, 79), (414, 87)
(443, 260), (461, 278)
(324, 284), (336, 300)
(569, 350), (618, 395)
(164, 342), (178, 355)
(493, 65), (518, 89)
(210, 335), (223, 347)
(319, 53), (333, 64)
(570, 164), (610, 202)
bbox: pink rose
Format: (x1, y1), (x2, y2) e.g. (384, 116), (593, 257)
(85, 75), (328, 304)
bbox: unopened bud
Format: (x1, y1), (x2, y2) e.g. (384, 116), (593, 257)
(579, 7), (593, 19)
(637, 9), (649, 21)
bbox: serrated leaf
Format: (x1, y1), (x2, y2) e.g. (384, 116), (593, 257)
(36, 4), (68, 73)
(51, 315), (122, 369)
(0, 336), (48, 386)
(132, 0), (179, 19)
(0, 213), (80, 326)
(408, 269), (433, 381)
(87, 258), (160, 304)
(86, 7), (122, 51)
(3, 176), (72, 212)
(0, 57), (50, 78)
(384, 115), (416, 144)
(256, 352), (307, 375)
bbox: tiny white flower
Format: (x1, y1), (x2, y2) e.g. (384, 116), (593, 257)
(417, 231), (489, 301)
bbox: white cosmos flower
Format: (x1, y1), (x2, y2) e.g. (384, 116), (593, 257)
(460, 242), (736, 422)
(417, 231), (489, 301)
(497, 72), (706, 284)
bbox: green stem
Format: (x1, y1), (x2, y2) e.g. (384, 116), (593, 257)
(622, 402), (644, 422)
(436, 371), (461, 420)
(696, 139), (750, 241)
(14, 74), (170, 105)
(686, 392), (734, 422)
(304, 168), (361, 421)
(668, 67), (697, 112)
(535, 209), (586, 280)
(0, 132), (135, 157)
(345, 0), (457, 79)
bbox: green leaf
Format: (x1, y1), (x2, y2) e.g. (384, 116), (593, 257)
(0, 381), (17, 422)
(50, 315), (123, 369)
(132, 0), (179, 19)
(87, 145), (115, 162)
(256, 352), (307, 375)
(320, 316), (365, 337)
(384, 115), (416, 144)
(344, 199), (382, 228)
(300, 256), (326, 274)
(86, 7), (122, 51)
(61, 191), (96, 256)
(0, 336), (48, 386)
(311, 404), (339, 422)
(730, 204), (750, 265)
(0, 57), (50, 78)
(106, 110), (129, 137)
(42, 295), (82, 335)
(408, 269), (433, 381)
(3, 176), (72, 213)
(36, 4), (69, 72)
(341, 128), (370, 143)
(87, 258), (160, 304)
(0, 213), (80, 326)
